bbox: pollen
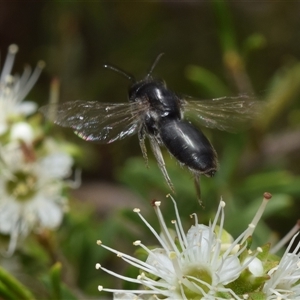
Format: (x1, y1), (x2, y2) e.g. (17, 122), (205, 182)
(137, 273), (146, 280)
(98, 285), (103, 291)
(248, 224), (255, 229)
(169, 251), (177, 259)
(9, 44), (19, 54)
(37, 60), (46, 69)
(263, 192), (272, 200)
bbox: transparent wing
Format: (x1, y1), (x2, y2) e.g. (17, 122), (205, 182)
(182, 95), (263, 132)
(39, 100), (145, 143)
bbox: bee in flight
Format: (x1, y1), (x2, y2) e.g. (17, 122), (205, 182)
(40, 54), (261, 202)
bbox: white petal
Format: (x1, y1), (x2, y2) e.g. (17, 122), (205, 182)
(146, 248), (174, 276)
(246, 257), (264, 277)
(0, 142), (27, 173)
(0, 201), (20, 234)
(16, 101), (37, 115)
(114, 293), (178, 300)
(0, 122), (8, 135)
(33, 196), (64, 228)
(114, 293), (142, 300)
(217, 255), (241, 284)
(186, 225), (212, 260)
(186, 224), (211, 246)
(10, 122), (34, 143)
(39, 152), (73, 178)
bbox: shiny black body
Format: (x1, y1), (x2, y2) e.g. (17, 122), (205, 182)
(129, 80), (181, 120)
(129, 80), (217, 178)
(159, 119), (217, 176)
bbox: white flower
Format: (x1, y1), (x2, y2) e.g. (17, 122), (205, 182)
(263, 233), (300, 299)
(0, 139), (74, 255)
(0, 44), (44, 135)
(96, 195), (272, 300)
(10, 122), (34, 144)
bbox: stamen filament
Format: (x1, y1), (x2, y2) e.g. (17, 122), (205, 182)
(242, 193), (271, 243)
(1, 45), (18, 82)
(271, 221), (300, 254)
(134, 207), (171, 252)
(168, 195), (188, 246)
(16, 61), (45, 103)
(153, 201), (180, 256)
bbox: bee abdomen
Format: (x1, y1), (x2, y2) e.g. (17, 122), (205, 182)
(159, 119), (218, 176)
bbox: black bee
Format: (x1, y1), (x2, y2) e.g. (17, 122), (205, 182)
(40, 54), (261, 201)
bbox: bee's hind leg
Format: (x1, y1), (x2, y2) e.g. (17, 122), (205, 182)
(138, 130), (149, 168)
(194, 174), (204, 208)
(148, 136), (175, 193)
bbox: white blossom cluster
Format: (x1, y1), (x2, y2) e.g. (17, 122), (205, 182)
(0, 45), (77, 255)
(96, 194), (300, 300)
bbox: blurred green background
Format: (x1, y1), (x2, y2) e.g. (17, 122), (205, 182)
(1, 1), (300, 299)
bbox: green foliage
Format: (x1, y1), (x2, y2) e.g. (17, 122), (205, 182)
(2, 1), (300, 299)
(41, 263), (78, 300)
(0, 266), (35, 300)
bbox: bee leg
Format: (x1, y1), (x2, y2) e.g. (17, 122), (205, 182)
(138, 130), (149, 168)
(148, 136), (175, 193)
(194, 174), (204, 208)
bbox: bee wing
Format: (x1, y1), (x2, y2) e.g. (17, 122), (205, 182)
(182, 95), (263, 132)
(39, 100), (145, 143)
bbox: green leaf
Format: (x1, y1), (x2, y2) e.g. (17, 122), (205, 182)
(185, 65), (230, 97)
(0, 266), (35, 300)
(42, 263), (79, 300)
(0, 280), (17, 300)
(50, 262), (62, 300)
(211, 0), (238, 53)
(257, 63), (300, 131)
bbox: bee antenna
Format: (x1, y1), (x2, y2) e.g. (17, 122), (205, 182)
(147, 53), (164, 78)
(103, 64), (135, 83)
